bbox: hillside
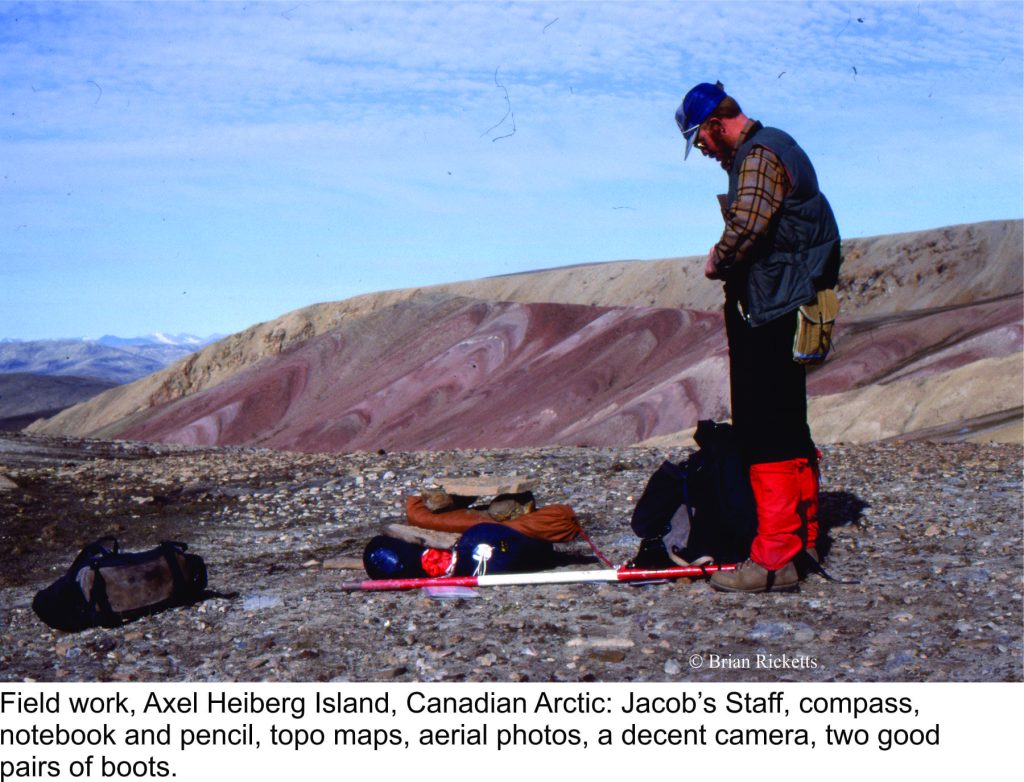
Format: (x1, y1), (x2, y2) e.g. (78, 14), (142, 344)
(27, 219), (1023, 448)
(0, 374), (118, 432)
(116, 296), (730, 451)
(0, 340), (166, 385)
(0, 334), (221, 386)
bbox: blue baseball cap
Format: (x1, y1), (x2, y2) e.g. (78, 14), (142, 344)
(675, 82), (727, 159)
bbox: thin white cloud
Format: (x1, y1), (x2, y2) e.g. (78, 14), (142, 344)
(1, 1), (1020, 338)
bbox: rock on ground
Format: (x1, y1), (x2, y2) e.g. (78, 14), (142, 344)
(0, 432), (1020, 683)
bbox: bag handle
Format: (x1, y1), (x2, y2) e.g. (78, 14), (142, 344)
(68, 537), (118, 576)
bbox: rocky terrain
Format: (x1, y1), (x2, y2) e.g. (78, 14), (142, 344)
(1, 432), (1020, 683)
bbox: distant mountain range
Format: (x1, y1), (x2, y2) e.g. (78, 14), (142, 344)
(94, 332), (213, 349)
(0, 333), (222, 384)
(0, 334), (221, 430)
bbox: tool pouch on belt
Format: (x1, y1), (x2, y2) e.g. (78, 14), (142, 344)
(793, 288), (839, 365)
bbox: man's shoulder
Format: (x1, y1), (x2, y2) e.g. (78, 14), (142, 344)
(741, 126), (806, 170)
(748, 125), (799, 149)
(740, 138), (786, 170)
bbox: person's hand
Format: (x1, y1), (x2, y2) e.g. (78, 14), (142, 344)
(705, 247), (721, 280)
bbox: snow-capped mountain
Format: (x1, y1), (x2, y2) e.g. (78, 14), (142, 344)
(0, 333), (223, 430)
(0, 334), (222, 384)
(96, 333), (219, 348)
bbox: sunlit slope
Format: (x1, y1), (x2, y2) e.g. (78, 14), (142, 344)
(28, 219), (1022, 446)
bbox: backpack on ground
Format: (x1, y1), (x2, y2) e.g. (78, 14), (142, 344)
(32, 538), (208, 632)
(629, 420), (757, 567)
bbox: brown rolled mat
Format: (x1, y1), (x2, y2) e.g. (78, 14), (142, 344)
(405, 496), (581, 542)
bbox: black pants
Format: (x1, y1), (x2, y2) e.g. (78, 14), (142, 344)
(725, 300), (815, 465)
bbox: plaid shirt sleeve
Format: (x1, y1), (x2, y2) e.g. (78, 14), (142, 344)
(711, 145), (790, 276)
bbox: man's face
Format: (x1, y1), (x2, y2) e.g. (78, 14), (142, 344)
(695, 119), (731, 169)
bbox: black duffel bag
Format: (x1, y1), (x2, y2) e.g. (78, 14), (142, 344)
(33, 537), (208, 632)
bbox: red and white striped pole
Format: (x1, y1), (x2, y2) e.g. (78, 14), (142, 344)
(338, 563), (737, 592)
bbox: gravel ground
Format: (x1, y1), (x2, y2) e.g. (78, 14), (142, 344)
(1, 432), (1020, 683)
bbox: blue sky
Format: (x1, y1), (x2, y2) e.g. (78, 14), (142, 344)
(2, 0), (1021, 340)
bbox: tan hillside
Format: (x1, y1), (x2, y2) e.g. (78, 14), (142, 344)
(28, 219), (1023, 447)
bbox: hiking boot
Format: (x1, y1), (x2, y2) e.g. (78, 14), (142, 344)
(710, 558), (798, 593)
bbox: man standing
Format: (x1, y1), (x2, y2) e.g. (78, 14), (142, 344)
(676, 82), (841, 592)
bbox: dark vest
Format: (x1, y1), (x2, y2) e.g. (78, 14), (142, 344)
(725, 124), (841, 327)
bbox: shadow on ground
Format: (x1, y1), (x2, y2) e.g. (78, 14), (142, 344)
(818, 490), (869, 560)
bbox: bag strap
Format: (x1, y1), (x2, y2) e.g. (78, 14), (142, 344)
(797, 551), (860, 585)
(158, 541), (190, 599)
(86, 564), (118, 623)
(575, 527), (615, 568)
(68, 537), (118, 575)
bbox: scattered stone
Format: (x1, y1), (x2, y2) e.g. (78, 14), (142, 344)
(590, 650), (627, 663)
(322, 556), (364, 570)
(242, 594), (281, 611)
(566, 637), (635, 650)
(421, 489), (456, 512)
(439, 475), (537, 497)
(1, 432), (1020, 683)
(749, 622), (790, 641)
(487, 493), (535, 521)
(384, 524), (460, 550)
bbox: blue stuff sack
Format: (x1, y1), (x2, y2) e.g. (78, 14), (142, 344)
(362, 535), (428, 579)
(453, 523), (554, 576)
